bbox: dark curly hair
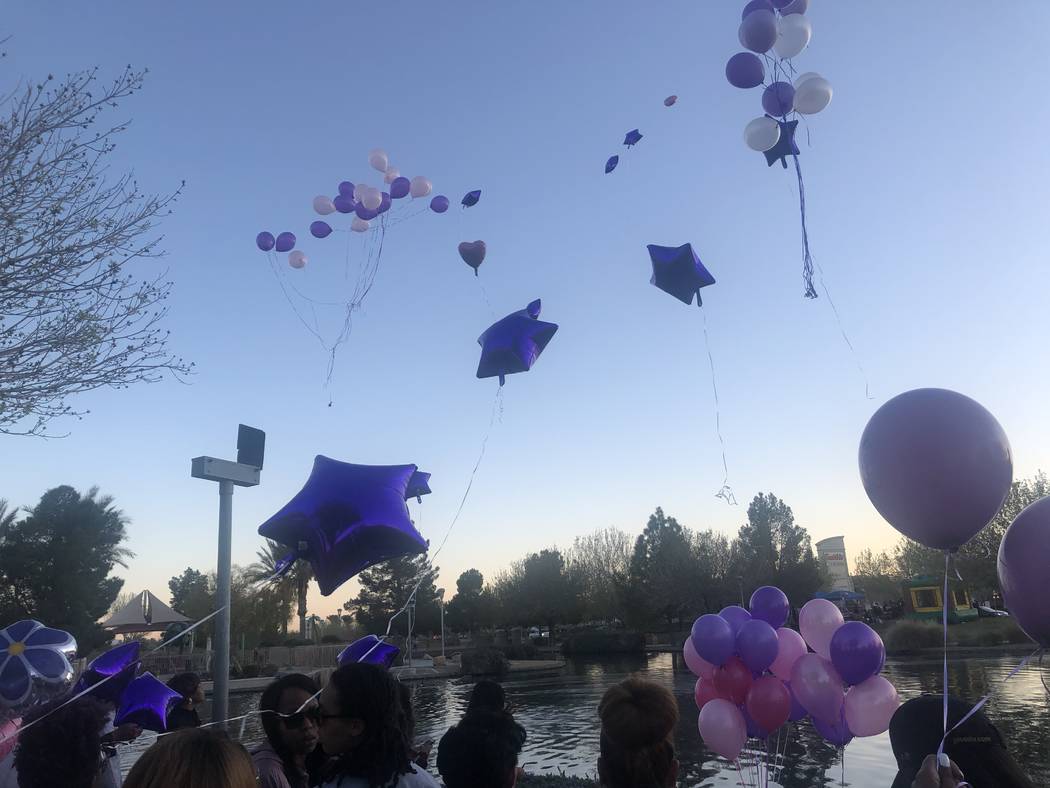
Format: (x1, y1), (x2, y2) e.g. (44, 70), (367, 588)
(437, 711), (526, 788)
(260, 673), (320, 786)
(15, 695), (109, 788)
(166, 671), (200, 700)
(598, 677), (679, 788)
(323, 662), (415, 788)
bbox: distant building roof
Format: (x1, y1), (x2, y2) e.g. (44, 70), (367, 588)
(103, 590), (190, 634)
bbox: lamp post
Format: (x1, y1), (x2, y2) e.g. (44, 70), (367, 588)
(437, 588), (446, 659)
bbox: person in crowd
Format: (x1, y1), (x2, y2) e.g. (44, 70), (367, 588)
(123, 728), (256, 788)
(596, 677), (679, 788)
(316, 662), (439, 788)
(253, 673), (323, 788)
(437, 711), (526, 788)
(165, 672), (205, 730)
(889, 694), (1035, 788)
(98, 705), (142, 788)
(12, 695), (112, 788)
(466, 679), (507, 715)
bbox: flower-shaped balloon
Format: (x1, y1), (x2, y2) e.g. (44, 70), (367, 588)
(0, 620), (77, 717)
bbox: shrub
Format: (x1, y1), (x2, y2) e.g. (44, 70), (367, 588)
(261, 663), (279, 677)
(229, 665), (243, 679)
(561, 631), (645, 655)
(283, 637), (314, 647)
(883, 620), (942, 653)
(502, 643), (539, 660)
(321, 634), (342, 644)
(241, 665), (261, 678)
(460, 647), (509, 676)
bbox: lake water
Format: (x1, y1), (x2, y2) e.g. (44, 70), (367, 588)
(125, 652), (1050, 786)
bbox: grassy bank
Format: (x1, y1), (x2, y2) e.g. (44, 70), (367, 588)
(883, 617), (1031, 654)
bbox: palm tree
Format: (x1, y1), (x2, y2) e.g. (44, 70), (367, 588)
(247, 539), (313, 637)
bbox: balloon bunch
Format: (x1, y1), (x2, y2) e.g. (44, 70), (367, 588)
(725, 0), (831, 299)
(687, 587), (900, 785)
(604, 94), (678, 175)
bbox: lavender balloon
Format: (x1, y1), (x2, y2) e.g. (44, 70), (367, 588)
(829, 621), (885, 686)
(310, 221), (332, 239)
(725, 52), (765, 89)
(430, 195), (450, 213)
(691, 614), (735, 667)
(998, 496), (1050, 646)
(718, 605), (752, 637)
(749, 586), (789, 628)
(338, 181), (355, 197)
(333, 194), (355, 214)
(741, 0), (773, 18)
(762, 82), (796, 117)
(738, 9), (777, 54)
(256, 232), (275, 252)
(275, 232), (296, 253)
(736, 619), (779, 674)
(390, 176), (411, 199)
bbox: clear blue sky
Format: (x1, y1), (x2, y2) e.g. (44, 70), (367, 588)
(5, 1), (1050, 619)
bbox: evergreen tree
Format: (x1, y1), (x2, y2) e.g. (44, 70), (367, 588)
(346, 554), (440, 635)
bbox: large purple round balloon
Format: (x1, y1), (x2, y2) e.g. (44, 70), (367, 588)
(829, 622), (884, 686)
(310, 221), (332, 239)
(749, 586), (789, 628)
(256, 231), (275, 252)
(333, 194), (355, 214)
(738, 9), (777, 54)
(998, 496), (1050, 646)
(338, 181), (355, 197)
(430, 195), (450, 213)
(736, 619), (779, 674)
(859, 388), (1013, 551)
(691, 614), (734, 667)
(719, 605), (752, 637)
(355, 203), (378, 221)
(725, 52), (765, 89)
(275, 232), (296, 253)
(741, 0), (774, 18)
(390, 176), (411, 199)
(762, 82), (795, 117)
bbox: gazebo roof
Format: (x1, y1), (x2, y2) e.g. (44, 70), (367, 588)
(103, 590), (190, 634)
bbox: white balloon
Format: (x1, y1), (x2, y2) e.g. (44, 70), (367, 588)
(793, 76), (833, 114)
(409, 176), (432, 198)
(353, 183), (367, 202)
(793, 71), (822, 89)
(744, 116), (781, 152)
(351, 217), (370, 233)
(773, 14), (811, 59)
(384, 167), (400, 184)
(781, 0), (809, 15)
(288, 250), (307, 269)
(312, 195), (336, 215)
(362, 188), (383, 211)
(368, 148), (388, 172)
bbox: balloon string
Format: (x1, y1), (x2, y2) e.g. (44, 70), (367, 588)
(699, 303), (736, 506)
(476, 275), (496, 319)
(812, 258), (873, 400)
(791, 155), (818, 299)
(938, 551), (950, 756)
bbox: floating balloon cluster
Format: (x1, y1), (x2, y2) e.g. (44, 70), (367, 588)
(688, 586), (899, 773)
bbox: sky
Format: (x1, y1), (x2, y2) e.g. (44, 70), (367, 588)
(5, 1), (1050, 621)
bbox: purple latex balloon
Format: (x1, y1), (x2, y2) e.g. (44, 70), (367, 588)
(812, 707), (854, 747)
(741, 0), (774, 17)
(256, 232), (275, 252)
(648, 243), (716, 306)
(690, 614), (735, 667)
(430, 195), (450, 213)
(742, 705), (771, 740)
(390, 176), (411, 199)
(725, 52), (765, 89)
(738, 9), (777, 54)
(114, 672), (182, 732)
(736, 619), (779, 674)
(355, 203), (378, 221)
(378, 192), (392, 214)
(785, 681), (807, 721)
(337, 635), (400, 668)
(333, 194), (355, 214)
(762, 82), (796, 117)
(829, 622), (885, 686)
(275, 232), (296, 253)
(310, 221), (332, 239)
(338, 181), (355, 197)
(998, 496), (1050, 646)
(72, 642), (141, 704)
(749, 586), (790, 628)
(770, 0), (792, 7)
(718, 605), (753, 638)
(859, 388), (1013, 551)
(258, 457), (429, 596)
(476, 299), (558, 386)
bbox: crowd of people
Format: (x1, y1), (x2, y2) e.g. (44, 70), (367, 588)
(0, 662), (1036, 788)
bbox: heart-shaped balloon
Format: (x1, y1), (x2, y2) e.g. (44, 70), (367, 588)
(458, 241), (486, 276)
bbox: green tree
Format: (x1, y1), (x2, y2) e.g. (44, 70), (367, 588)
(346, 554), (440, 636)
(445, 569), (493, 633)
(168, 568), (211, 620)
(691, 529), (738, 612)
(851, 548), (902, 603)
(0, 486), (133, 651)
(625, 508), (698, 626)
(494, 550), (579, 632)
(246, 539), (311, 636)
(734, 493), (823, 605)
(566, 527), (632, 623)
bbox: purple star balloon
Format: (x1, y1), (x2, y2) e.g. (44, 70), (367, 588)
(0, 620), (78, 717)
(114, 672), (182, 732)
(405, 471), (432, 503)
(647, 243), (716, 306)
(476, 299), (559, 386)
(605, 156), (619, 174)
(623, 129), (643, 147)
(337, 635), (401, 668)
(461, 190), (481, 208)
(259, 457), (429, 596)
(763, 119), (800, 168)
(72, 641), (141, 704)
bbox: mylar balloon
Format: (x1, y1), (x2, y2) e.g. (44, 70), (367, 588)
(0, 621), (77, 719)
(698, 699), (747, 761)
(114, 672), (182, 732)
(647, 242), (716, 306)
(844, 675), (898, 737)
(664, 95), (677, 107)
(72, 642), (141, 704)
(998, 496), (1050, 646)
(605, 156), (619, 174)
(337, 635), (400, 668)
(461, 190), (481, 208)
(725, 52), (765, 89)
(744, 116), (781, 152)
(288, 250), (307, 270)
(313, 196), (336, 215)
(773, 13), (812, 59)
(476, 299), (558, 386)
(458, 241), (486, 276)
(256, 232), (275, 252)
(859, 388), (1012, 551)
(409, 176), (432, 198)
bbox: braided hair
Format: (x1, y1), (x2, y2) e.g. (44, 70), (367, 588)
(15, 696), (110, 788)
(597, 678), (679, 788)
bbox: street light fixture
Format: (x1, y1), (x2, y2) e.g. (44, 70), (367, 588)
(437, 588), (446, 659)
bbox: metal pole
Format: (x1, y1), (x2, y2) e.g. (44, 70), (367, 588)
(440, 599), (445, 659)
(214, 480), (234, 727)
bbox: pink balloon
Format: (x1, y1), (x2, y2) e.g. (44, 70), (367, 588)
(683, 636), (715, 679)
(698, 698), (747, 761)
(0, 717), (20, 761)
(694, 677), (726, 710)
(713, 656), (753, 705)
(770, 627), (808, 680)
(745, 676), (791, 734)
(844, 675), (899, 737)
(799, 598), (844, 658)
(790, 653), (845, 723)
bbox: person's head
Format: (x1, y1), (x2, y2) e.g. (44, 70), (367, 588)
(167, 672), (204, 707)
(437, 711), (526, 788)
(889, 695), (1035, 788)
(318, 663), (413, 785)
(467, 679), (506, 714)
(123, 728), (256, 788)
(396, 680), (416, 742)
(597, 677), (679, 788)
(15, 696), (110, 788)
(260, 673), (320, 766)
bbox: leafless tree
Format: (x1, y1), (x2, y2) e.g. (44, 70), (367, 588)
(0, 65), (190, 436)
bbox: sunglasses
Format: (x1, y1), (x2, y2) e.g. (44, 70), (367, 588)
(280, 707), (321, 729)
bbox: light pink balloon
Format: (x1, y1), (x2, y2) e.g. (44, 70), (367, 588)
(790, 653), (845, 723)
(799, 598), (844, 658)
(770, 627), (808, 680)
(0, 717), (20, 760)
(844, 675), (899, 737)
(698, 698), (747, 761)
(683, 636), (715, 679)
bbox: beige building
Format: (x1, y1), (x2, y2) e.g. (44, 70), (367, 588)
(815, 536), (855, 593)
